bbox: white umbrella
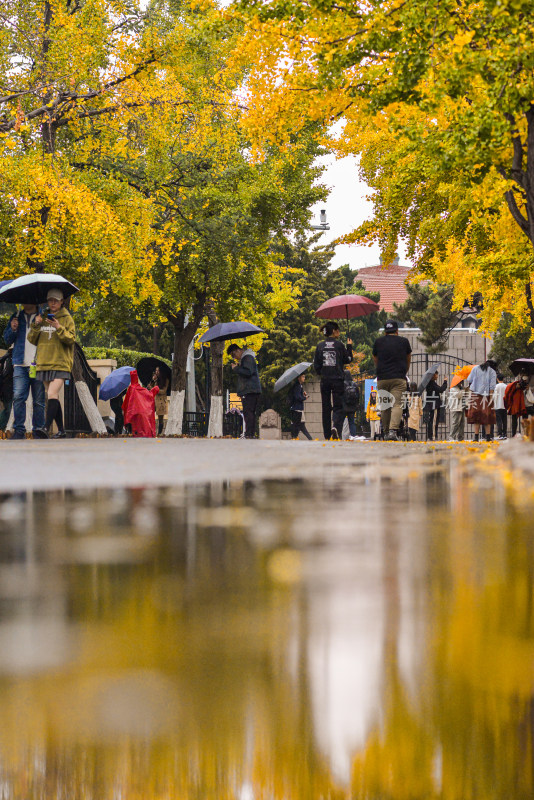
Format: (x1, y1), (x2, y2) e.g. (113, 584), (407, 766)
(273, 362), (312, 393)
(0, 273), (78, 305)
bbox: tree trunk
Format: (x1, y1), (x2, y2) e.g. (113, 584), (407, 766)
(152, 324), (162, 355)
(207, 344), (224, 437)
(166, 300), (205, 435)
(206, 307), (224, 437)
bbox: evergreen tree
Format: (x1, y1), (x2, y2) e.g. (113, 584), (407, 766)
(256, 237), (385, 418)
(394, 284), (458, 354)
(490, 315), (534, 378)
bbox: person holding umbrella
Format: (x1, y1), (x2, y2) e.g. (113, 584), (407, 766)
(372, 320), (412, 441)
(227, 343), (262, 438)
(148, 366), (169, 435)
(289, 373), (312, 440)
(313, 321), (353, 440)
(3, 303), (47, 439)
(28, 289), (76, 438)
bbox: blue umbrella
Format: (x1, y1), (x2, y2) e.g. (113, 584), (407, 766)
(99, 366), (135, 401)
(198, 321), (264, 343)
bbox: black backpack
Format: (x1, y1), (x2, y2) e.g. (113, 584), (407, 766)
(343, 380), (359, 409)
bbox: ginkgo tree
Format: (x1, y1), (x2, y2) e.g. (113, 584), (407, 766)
(234, 0), (534, 336)
(74, 0), (325, 433)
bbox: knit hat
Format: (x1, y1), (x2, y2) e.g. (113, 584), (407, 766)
(47, 288), (64, 302)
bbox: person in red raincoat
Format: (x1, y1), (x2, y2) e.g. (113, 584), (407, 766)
(122, 370), (159, 437)
(504, 375), (527, 437)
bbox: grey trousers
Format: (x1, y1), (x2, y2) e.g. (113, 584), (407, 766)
(450, 410), (465, 441)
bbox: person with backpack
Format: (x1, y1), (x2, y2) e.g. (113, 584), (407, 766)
(289, 373), (312, 440)
(3, 304), (47, 439)
(342, 369), (360, 440)
(313, 321), (353, 440)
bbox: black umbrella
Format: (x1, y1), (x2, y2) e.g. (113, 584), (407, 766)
(136, 357), (172, 394)
(417, 362), (443, 394)
(273, 362), (312, 393)
(198, 321), (264, 343)
(0, 273), (78, 305)
(509, 358), (534, 376)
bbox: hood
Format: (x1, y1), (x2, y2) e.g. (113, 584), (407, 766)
(130, 370), (139, 385)
(241, 348), (256, 360)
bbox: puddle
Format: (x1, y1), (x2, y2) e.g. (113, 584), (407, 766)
(0, 455), (532, 798)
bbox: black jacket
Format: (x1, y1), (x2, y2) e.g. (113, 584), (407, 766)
(290, 382), (305, 411)
(313, 338), (353, 381)
(234, 349), (261, 396)
(424, 379), (447, 409)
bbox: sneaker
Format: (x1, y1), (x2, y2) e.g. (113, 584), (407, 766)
(52, 431), (67, 439)
(9, 430), (25, 440)
(349, 435), (358, 441)
(386, 430), (398, 441)
(32, 428), (48, 439)
(330, 428), (339, 440)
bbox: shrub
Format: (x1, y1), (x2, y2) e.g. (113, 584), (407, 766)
(84, 347), (172, 369)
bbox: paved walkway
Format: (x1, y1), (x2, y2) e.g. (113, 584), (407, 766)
(0, 438), (475, 492)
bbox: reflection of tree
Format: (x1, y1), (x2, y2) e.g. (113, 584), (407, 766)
(350, 503), (534, 800)
(0, 483), (344, 799)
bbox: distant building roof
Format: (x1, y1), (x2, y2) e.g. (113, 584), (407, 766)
(355, 262), (413, 314)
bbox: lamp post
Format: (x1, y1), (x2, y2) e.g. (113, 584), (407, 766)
(310, 209), (330, 231)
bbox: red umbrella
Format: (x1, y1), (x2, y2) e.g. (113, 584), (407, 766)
(315, 294), (379, 323)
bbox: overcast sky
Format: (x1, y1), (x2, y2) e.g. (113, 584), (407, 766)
(309, 152), (411, 271)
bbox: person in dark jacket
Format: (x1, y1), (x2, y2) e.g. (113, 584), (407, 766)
(3, 304), (47, 439)
(342, 369), (360, 439)
(313, 321), (353, 439)
(424, 371), (447, 441)
(227, 343), (262, 439)
(289, 373), (312, 440)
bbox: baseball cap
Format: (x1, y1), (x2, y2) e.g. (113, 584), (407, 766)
(384, 320), (398, 333)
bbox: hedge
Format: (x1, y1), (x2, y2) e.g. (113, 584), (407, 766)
(83, 347), (172, 369)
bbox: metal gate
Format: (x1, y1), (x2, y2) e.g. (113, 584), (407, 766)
(407, 353), (474, 441)
(356, 354), (477, 441)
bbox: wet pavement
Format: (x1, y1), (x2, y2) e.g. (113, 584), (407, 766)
(0, 441), (533, 798)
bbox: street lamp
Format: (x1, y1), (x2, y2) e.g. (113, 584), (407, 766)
(310, 209), (330, 231)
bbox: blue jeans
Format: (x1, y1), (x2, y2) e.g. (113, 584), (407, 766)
(345, 411), (357, 436)
(13, 366), (46, 433)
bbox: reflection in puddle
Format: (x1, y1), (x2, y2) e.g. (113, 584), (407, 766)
(0, 455), (532, 798)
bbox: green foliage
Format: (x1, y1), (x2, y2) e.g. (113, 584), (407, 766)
(489, 315), (534, 378)
(394, 284), (458, 354)
(256, 236), (385, 419)
(84, 347), (172, 370)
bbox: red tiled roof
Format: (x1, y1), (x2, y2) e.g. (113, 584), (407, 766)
(355, 264), (413, 314)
